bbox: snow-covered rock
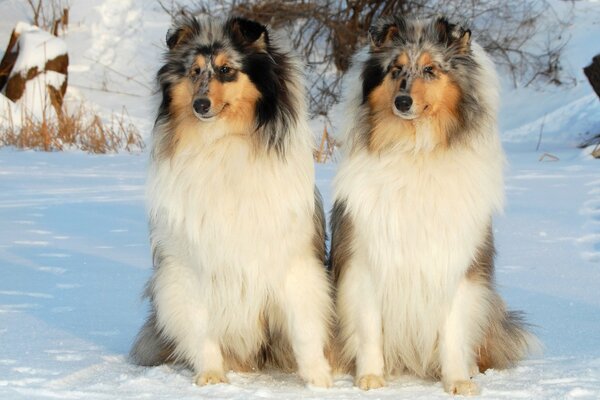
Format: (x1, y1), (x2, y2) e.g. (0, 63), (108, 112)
(3, 22), (68, 119)
(11, 22), (68, 75)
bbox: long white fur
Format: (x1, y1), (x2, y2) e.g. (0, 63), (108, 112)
(146, 58), (332, 386)
(333, 43), (505, 390)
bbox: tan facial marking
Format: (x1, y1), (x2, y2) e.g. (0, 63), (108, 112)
(210, 72), (261, 132)
(169, 79), (194, 121)
(367, 73), (415, 152)
(366, 50), (463, 152)
(160, 78), (198, 155)
(410, 73), (461, 146)
(193, 55), (207, 70)
(396, 52), (409, 68)
(417, 52), (433, 68)
(214, 53), (229, 67)
(170, 70), (260, 133)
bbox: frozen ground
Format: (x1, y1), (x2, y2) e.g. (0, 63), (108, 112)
(1, 0), (600, 398)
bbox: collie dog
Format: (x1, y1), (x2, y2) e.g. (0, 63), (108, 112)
(330, 16), (538, 395)
(130, 16), (333, 388)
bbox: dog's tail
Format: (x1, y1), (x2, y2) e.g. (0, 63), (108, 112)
(130, 312), (174, 366)
(477, 298), (541, 372)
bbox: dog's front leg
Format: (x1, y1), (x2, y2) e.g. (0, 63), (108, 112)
(352, 268), (385, 390)
(283, 258), (333, 388)
(152, 256), (227, 386)
(440, 277), (487, 395)
(193, 337), (228, 386)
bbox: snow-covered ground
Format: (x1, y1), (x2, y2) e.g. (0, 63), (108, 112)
(1, 0), (600, 399)
(1, 147), (600, 400)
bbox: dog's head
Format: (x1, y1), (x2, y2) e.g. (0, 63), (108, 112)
(163, 16), (270, 129)
(361, 16), (480, 151)
(365, 16), (472, 121)
(157, 15), (298, 151)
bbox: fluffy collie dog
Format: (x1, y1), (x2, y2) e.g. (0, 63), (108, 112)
(130, 16), (333, 388)
(330, 16), (538, 395)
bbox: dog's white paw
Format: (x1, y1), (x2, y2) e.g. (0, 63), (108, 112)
(356, 374), (385, 390)
(194, 370), (228, 386)
(444, 380), (480, 396)
(299, 360), (332, 388)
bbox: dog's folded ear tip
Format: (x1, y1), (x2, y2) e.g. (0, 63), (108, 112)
(227, 17), (269, 49)
(165, 15), (200, 50)
(369, 22), (399, 49)
(165, 28), (179, 49)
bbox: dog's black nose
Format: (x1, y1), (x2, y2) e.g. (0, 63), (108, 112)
(193, 98), (211, 115)
(394, 95), (413, 113)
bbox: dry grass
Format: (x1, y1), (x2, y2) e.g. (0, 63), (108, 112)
(26, 0), (70, 35)
(0, 104), (144, 153)
(313, 124), (336, 163)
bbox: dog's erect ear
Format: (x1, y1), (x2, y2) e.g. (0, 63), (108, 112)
(369, 17), (405, 49)
(166, 16), (199, 50)
(227, 17), (269, 51)
(433, 16), (471, 54)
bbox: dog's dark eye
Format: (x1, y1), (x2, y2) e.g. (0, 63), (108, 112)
(391, 65), (403, 79)
(192, 67), (202, 76)
(423, 66), (434, 75)
(219, 66), (232, 74)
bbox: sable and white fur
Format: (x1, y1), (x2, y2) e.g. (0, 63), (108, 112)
(330, 16), (538, 395)
(130, 16), (332, 387)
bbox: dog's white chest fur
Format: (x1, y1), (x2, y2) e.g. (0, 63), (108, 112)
(150, 136), (314, 251)
(147, 135), (315, 355)
(334, 139), (503, 374)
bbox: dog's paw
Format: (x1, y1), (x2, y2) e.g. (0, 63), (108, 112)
(305, 372), (333, 388)
(299, 361), (332, 388)
(444, 380), (480, 396)
(194, 370), (228, 386)
(356, 374), (385, 390)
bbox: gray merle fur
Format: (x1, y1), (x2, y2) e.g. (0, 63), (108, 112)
(154, 15), (301, 159)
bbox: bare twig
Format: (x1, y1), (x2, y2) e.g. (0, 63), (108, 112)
(70, 83), (145, 97)
(83, 56), (153, 91)
(25, 0), (70, 34)
(536, 115), (546, 152)
(539, 153), (560, 162)
(26, 0), (43, 26)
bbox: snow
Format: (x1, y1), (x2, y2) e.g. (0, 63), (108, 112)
(1, 148), (600, 399)
(502, 94), (600, 146)
(0, 94), (22, 127)
(1, 0), (600, 399)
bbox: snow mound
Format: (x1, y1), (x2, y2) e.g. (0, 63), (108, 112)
(503, 95), (600, 146)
